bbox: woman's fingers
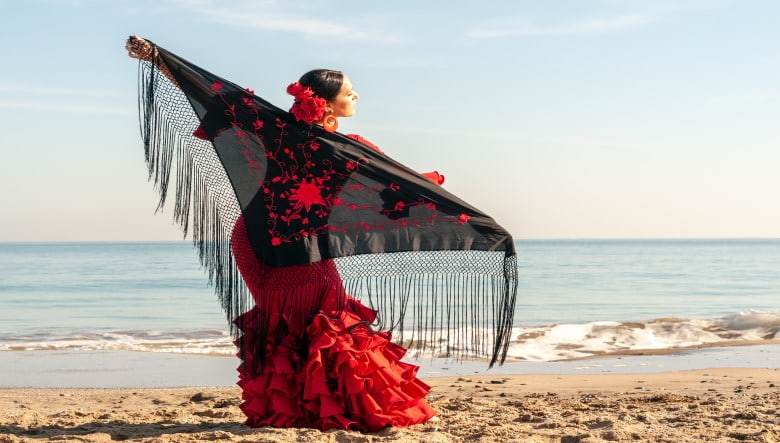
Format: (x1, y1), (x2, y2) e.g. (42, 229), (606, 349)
(125, 35), (151, 59)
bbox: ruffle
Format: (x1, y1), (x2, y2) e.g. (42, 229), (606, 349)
(345, 133), (383, 154)
(421, 170), (445, 186)
(235, 297), (436, 431)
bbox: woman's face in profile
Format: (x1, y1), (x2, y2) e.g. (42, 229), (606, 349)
(329, 76), (358, 118)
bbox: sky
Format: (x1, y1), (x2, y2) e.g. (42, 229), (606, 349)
(1, 0), (778, 241)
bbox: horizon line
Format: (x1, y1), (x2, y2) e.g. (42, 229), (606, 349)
(1, 237), (779, 244)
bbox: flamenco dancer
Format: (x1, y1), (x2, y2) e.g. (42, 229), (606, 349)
(126, 35), (517, 431)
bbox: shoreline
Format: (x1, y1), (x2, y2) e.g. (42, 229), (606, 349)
(1, 368), (777, 442)
(1, 343), (778, 388)
(7, 338), (780, 359)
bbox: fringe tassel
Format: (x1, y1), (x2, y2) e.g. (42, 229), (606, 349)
(137, 57), (252, 360)
(339, 265), (517, 366)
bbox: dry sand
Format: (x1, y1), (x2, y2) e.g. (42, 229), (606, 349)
(1, 368), (778, 442)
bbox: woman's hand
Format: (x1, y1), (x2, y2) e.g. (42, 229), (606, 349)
(125, 35), (154, 60)
(126, 35), (179, 88)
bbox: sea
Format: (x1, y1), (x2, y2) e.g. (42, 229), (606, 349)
(1, 239), (778, 364)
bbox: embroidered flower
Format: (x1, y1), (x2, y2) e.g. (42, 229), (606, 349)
(271, 237), (282, 246)
(210, 81), (223, 92)
(457, 214), (470, 224)
(289, 179), (326, 212)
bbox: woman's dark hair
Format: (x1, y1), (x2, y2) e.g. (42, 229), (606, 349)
(299, 69), (344, 102)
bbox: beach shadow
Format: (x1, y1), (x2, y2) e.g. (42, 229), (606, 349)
(0, 420), (261, 440)
(0, 420), (397, 441)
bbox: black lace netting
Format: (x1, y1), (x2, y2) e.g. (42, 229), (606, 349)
(137, 42), (518, 371)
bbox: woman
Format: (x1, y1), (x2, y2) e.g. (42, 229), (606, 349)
(126, 36), (441, 431)
(226, 71), (445, 430)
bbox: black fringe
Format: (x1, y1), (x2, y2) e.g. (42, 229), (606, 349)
(338, 253), (518, 366)
(137, 56), (252, 357)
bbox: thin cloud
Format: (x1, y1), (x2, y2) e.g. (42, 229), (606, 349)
(0, 84), (124, 98)
(168, 0), (403, 43)
(466, 14), (654, 38)
(0, 101), (134, 116)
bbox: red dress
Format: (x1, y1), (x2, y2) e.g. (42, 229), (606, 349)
(229, 135), (442, 431)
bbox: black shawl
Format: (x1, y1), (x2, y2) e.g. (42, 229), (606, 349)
(136, 41), (518, 367)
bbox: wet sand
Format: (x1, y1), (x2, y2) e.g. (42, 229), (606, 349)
(1, 368), (778, 442)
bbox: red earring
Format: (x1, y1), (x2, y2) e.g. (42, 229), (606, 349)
(322, 115), (338, 133)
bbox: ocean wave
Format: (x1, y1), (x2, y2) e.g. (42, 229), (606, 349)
(0, 329), (237, 355)
(1, 311), (778, 360)
(504, 310), (780, 361)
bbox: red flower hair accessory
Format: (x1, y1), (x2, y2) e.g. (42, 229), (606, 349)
(287, 82), (327, 124)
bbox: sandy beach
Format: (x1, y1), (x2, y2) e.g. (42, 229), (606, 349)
(1, 367), (777, 442)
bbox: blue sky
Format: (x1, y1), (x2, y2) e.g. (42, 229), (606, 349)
(1, 0), (778, 241)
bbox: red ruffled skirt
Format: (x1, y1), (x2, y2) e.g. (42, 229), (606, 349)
(230, 220), (436, 431)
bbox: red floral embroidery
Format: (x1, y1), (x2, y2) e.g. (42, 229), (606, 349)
(207, 89), (460, 247)
(211, 81), (224, 92)
(289, 179), (327, 212)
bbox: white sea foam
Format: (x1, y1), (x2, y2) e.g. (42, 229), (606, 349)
(1, 311), (777, 360)
(0, 329), (237, 355)
(505, 310), (780, 361)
